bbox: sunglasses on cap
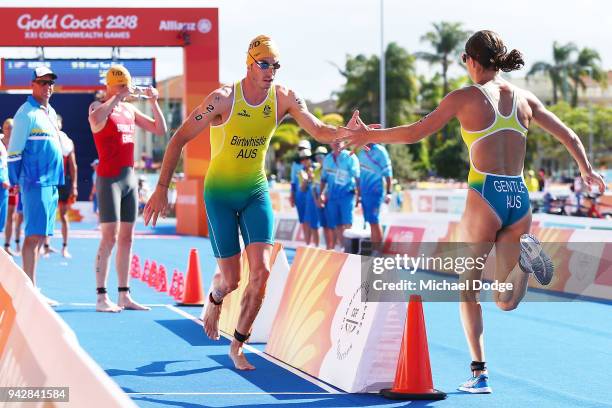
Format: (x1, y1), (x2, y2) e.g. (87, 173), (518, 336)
(34, 79), (55, 86)
(248, 51), (281, 70)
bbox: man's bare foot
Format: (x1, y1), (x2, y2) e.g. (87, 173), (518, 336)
(96, 296), (122, 312)
(202, 301), (222, 340)
(118, 293), (151, 310)
(229, 341), (255, 370)
(62, 247), (72, 258)
(4, 246), (16, 256)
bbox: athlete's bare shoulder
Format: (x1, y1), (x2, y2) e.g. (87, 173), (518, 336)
(275, 85), (303, 104)
(206, 84), (233, 111)
(438, 87), (473, 109)
(515, 87), (539, 104)
(276, 84), (308, 112)
(88, 100), (102, 113)
(216, 83), (234, 99)
(274, 84), (290, 97)
(455, 84), (480, 98)
(192, 84), (234, 125)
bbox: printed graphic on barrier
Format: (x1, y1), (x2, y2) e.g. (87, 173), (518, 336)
(266, 247), (409, 392)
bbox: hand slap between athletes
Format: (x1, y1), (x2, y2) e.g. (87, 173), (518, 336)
(336, 110), (381, 152)
(143, 186), (169, 227)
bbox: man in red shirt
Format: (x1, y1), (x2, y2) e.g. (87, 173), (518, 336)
(88, 65), (167, 312)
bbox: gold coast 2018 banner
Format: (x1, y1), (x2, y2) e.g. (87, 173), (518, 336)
(2, 8), (216, 47)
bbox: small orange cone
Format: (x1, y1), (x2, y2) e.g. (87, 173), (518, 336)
(148, 261), (158, 288)
(157, 265), (168, 293)
(381, 295), (446, 400)
(174, 272), (185, 301)
(141, 260), (150, 283)
(169, 269), (179, 298)
(130, 255), (141, 279)
(177, 249), (204, 305)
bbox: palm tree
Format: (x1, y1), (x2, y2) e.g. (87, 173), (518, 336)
(335, 42), (418, 127)
(569, 47), (605, 107)
(271, 123), (301, 152)
(415, 22), (471, 96)
(527, 41), (577, 104)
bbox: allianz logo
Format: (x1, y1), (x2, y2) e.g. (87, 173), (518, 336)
(159, 19), (212, 34)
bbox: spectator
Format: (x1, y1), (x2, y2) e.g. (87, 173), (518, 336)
(525, 169), (539, 192)
(2, 118), (20, 256)
(298, 149), (319, 246)
(357, 143), (392, 254)
(290, 139), (311, 237)
(573, 172), (583, 212)
(137, 176), (149, 215)
(538, 168), (547, 192)
(312, 146), (329, 247)
(320, 141), (360, 251)
(49, 114), (78, 258)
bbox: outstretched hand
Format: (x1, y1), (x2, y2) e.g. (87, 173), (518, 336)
(143, 187), (169, 227)
(581, 168), (606, 194)
(337, 110), (380, 152)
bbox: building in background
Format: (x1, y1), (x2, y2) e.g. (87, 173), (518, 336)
(512, 71), (611, 106)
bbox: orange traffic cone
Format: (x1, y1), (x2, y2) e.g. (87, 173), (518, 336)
(381, 295), (446, 400)
(157, 265), (168, 293)
(177, 249), (204, 305)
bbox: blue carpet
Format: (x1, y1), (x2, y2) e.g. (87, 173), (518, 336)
(25, 220), (612, 407)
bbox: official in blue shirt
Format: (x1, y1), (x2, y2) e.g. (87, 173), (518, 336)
(357, 143), (392, 251)
(290, 140), (311, 226)
(7, 67), (64, 296)
(320, 142), (360, 250)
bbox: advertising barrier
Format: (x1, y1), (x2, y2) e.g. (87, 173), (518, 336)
(0, 251), (137, 407)
(274, 209), (611, 301)
(266, 247), (408, 392)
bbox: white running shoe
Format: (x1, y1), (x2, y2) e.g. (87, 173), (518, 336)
(518, 234), (554, 285)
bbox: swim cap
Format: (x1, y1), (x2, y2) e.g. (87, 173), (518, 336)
(106, 65), (131, 87)
(246, 35), (280, 66)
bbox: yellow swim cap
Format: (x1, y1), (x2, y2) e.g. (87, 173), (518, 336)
(106, 65), (131, 87)
(246, 35), (280, 66)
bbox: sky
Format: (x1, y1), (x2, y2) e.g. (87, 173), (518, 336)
(1, 0), (611, 102)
